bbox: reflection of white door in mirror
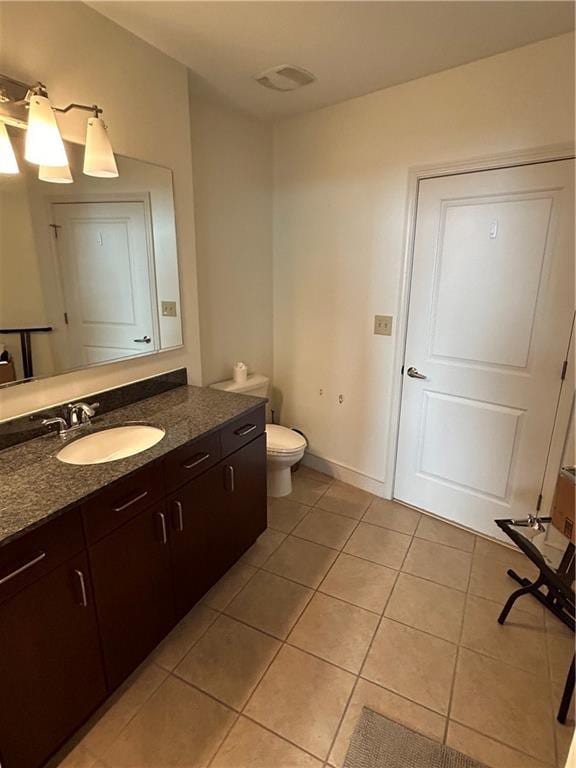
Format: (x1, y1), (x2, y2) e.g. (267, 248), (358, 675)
(51, 201), (159, 369)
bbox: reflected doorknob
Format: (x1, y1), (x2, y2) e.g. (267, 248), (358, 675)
(406, 366), (427, 379)
(133, 335), (151, 343)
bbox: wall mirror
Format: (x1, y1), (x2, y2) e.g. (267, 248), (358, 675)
(0, 130), (183, 388)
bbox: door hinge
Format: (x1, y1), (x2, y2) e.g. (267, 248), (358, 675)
(63, 312), (69, 325)
(561, 360), (568, 381)
(536, 493), (543, 512)
(49, 223), (61, 239)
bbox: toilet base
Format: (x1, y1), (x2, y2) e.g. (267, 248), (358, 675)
(267, 466), (293, 497)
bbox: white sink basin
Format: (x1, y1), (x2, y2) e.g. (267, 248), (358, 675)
(57, 425), (165, 465)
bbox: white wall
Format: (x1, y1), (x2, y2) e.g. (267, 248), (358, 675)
(273, 33), (575, 493)
(0, 1), (202, 420)
(188, 77), (273, 386)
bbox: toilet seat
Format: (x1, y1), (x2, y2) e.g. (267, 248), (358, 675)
(266, 424), (307, 455)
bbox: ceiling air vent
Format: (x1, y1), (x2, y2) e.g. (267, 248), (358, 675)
(254, 65), (316, 92)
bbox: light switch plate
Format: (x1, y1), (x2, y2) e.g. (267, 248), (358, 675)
(161, 301), (177, 318)
(374, 315), (393, 336)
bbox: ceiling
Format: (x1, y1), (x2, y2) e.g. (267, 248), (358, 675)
(90, 1), (575, 120)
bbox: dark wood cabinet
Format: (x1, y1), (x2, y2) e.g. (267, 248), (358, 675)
(88, 501), (175, 689)
(0, 553), (106, 768)
(168, 463), (227, 619)
(0, 404), (266, 768)
(168, 434), (267, 619)
(222, 433), (267, 560)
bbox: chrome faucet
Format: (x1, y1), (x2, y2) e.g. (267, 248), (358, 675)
(65, 401), (100, 427)
(42, 401), (99, 436)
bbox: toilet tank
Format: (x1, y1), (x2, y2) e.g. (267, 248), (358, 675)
(210, 373), (270, 398)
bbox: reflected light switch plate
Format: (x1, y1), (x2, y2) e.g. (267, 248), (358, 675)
(161, 301), (177, 318)
(374, 315), (393, 336)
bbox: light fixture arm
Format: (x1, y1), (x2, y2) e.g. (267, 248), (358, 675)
(53, 103), (103, 118)
(0, 74), (104, 121)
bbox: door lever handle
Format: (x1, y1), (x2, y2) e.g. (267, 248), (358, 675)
(406, 366), (427, 380)
(133, 336), (151, 343)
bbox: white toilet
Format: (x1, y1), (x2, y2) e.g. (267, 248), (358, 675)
(210, 374), (307, 497)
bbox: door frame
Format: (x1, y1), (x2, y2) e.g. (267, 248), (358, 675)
(386, 142), (576, 517)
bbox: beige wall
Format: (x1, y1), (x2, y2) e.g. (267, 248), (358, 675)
(189, 77), (273, 386)
(0, 1), (202, 419)
(273, 33), (575, 492)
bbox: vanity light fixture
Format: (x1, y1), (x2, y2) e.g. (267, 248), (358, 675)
(0, 73), (118, 180)
(25, 92), (68, 167)
(0, 122), (19, 174)
(84, 116), (118, 178)
(39, 163), (74, 184)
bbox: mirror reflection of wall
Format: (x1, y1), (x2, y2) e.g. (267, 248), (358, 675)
(0, 130), (183, 386)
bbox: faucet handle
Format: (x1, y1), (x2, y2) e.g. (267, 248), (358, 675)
(78, 401), (99, 418)
(42, 417), (68, 435)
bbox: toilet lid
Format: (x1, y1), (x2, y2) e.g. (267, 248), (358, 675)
(266, 425), (307, 454)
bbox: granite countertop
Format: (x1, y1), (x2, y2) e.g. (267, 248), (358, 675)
(0, 385), (265, 548)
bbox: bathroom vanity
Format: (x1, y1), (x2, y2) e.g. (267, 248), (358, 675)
(0, 384), (266, 768)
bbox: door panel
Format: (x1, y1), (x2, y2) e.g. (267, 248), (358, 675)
(225, 433), (267, 559)
(418, 392), (523, 499)
(168, 462), (227, 620)
(431, 196), (552, 368)
(395, 160), (574, 538)
(89, 501), (174, 689)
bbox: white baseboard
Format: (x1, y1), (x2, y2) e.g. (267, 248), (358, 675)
(302, 452), (389, 498)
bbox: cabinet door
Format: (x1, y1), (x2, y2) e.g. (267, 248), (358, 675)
(223, 433), (267, 560)
(168, 462), (230, 619)
(0, 553), (106, 768)
(89, 502), (174, 690)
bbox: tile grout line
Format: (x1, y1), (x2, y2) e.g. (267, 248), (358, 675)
(441, 531), (476, 745)
(326, 524), (413, 761)
(227, 481), (370, 763)
(322, 529), (410, 766)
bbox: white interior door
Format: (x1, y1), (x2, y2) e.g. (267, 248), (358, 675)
(395, 159), (574, 539)
(52, 201), (158, 368)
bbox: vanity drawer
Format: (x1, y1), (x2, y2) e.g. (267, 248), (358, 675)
(220, 406), (266, 457)
(83, 461), (164, 544)
(0, 510), (84, 604)
(164, 431), (221, 492)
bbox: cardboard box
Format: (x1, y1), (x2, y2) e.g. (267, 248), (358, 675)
(0, 360), (16, 385)
(551, 467), (575, 544)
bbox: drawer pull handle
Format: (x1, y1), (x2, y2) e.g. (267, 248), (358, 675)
(183, 452), (210, 470)
(157, 512), (168, 544)
(174, 500), (184, 532)
(0, 551), (46, 586)
(225, 465), (235, 493)
(113, 490), (149, 513)
(235, 424), (257, 437)
(74, 569), (88, 608)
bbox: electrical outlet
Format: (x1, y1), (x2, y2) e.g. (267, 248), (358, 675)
(161, 301), (177, 318)
(374, 315), (393, 336)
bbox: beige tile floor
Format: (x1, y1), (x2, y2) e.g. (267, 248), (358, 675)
(53, 468), (574, 768)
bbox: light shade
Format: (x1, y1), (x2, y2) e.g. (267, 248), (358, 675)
(25, 94), (68, 167)
(0, 122), (19, 174)
(83, 117), (118, 178)
(39, 163), (74, 183)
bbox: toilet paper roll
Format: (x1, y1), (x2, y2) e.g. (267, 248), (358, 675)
(233, 362), (248, 384)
